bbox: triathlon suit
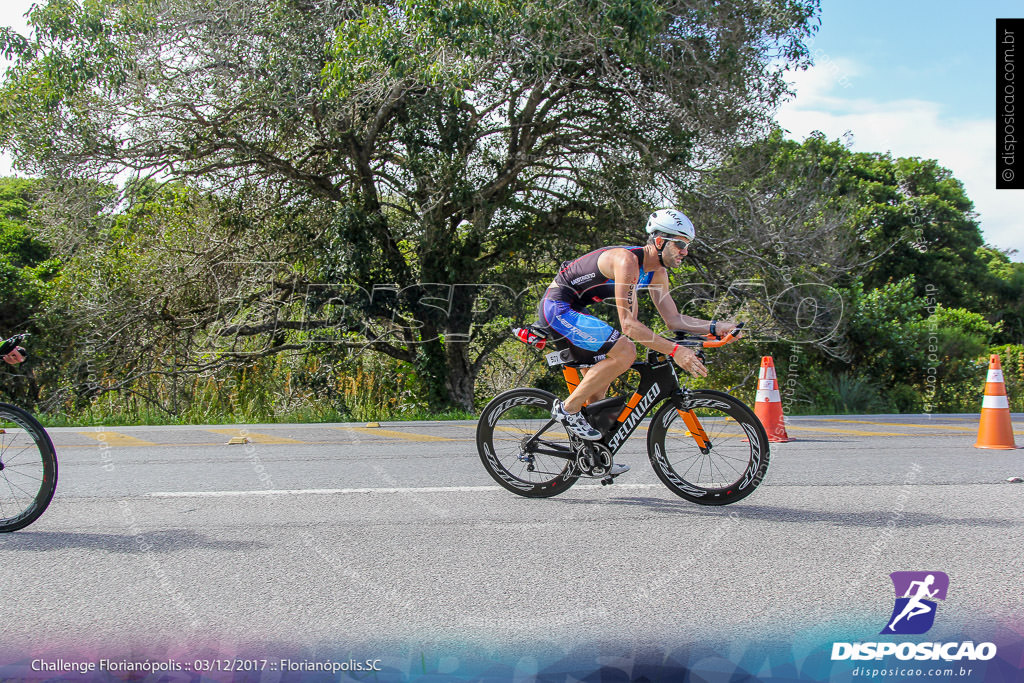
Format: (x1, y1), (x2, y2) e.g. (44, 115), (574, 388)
(538, 246), (654, 362)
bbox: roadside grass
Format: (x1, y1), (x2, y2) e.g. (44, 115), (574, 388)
(24, 346), (1023, 427)
(37, 405), (477, 428)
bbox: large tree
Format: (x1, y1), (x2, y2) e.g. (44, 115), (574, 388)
(675, 131), (855, 356)
(841, 152), (992, 311)
(1, 0), (820, 409)
(677, 132), (1016, 356)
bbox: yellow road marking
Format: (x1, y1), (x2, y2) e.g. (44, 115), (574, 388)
(205, 429), (305, 445)
(811, 418), (976, 431)
(812, 418), (1024, 435)
(783, 425), (910, 436)
(76, 431), (158, 447)
(454, 424), (569, 437)
(335, 427), (454, 442)
(489, 426), (536, 434)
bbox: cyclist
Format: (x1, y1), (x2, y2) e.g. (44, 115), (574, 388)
(540, 209), (739, 464)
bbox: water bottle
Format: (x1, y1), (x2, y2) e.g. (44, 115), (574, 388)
(513, 326), (546, 349)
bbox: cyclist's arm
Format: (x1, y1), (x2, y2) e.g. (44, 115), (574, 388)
(646, 269), (715, 334)
(597, 250), (705, 376)
(648, 269), (740, 337)
(608, 257), (706, 377)
(605, 251), (679, 356)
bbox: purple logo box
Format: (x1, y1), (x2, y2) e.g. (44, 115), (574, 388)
(890, 571), (949, 601)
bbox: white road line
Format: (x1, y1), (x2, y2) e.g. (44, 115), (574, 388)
(148, 483), (661, 497)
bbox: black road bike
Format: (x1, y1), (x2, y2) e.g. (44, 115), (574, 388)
(0, 334), (58, 532)
(477, 323), (769, 505)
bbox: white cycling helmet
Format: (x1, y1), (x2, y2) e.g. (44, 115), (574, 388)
(645, 209), (695, 241)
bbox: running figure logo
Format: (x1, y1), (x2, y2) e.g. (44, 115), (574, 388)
(881, 571), (950, 635)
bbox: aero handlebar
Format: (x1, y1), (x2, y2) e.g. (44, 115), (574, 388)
(674, 321), (745, 349)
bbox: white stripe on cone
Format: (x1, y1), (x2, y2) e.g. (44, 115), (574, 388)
(982, 395), (1010, 410)
(987, 369), (1004, 383)
(762, 367), (776, 380)
(758, 380), (774, 390)
(756, 389), (781, 403)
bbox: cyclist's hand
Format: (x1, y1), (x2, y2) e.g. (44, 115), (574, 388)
(673, 346), (707, 377)
(3, 348), (25, 365)
(715, 321), (741, 339)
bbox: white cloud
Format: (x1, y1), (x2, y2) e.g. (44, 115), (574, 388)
(777, 61), (1024, 261)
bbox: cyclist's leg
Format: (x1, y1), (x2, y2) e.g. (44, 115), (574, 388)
(564, 337), (635, 412)
(540, 298), (635, 411)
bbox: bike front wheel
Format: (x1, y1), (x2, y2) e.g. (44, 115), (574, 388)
(477, 388), (579, 498)
(647, 390), (769, 505)
(0, 403), (58, 532)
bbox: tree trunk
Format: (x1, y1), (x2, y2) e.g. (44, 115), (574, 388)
(413, 333), (478, 412)
(444, 340), (477, 412)
(414, 331), (451, 410)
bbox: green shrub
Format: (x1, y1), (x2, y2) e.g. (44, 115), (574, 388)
(809, 373), (889, 414)
(888, 383), (922, 413)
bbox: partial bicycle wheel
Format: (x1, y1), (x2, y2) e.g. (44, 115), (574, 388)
(477, 388), (579, 498)
(647, 389), (769, 505)
(0, 403), (58, 532)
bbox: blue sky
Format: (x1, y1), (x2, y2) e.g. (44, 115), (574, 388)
(2, 1), (1022, 258)
(775, 1), (1024, 260)
(807, 2), (997, 118)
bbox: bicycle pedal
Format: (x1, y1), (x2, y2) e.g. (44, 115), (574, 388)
(600, 476), (614, 486)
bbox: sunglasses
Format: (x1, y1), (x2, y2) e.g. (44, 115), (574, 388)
(662, 237), (692, 248)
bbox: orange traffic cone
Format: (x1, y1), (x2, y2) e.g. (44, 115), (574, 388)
(753, 356), (791, 442)
(975, 354), (1018, 449)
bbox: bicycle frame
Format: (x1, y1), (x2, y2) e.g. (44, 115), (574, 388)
(524, 350), (696, 460)
(484, 323), (763, 500)
(516, 324), (745, 463)
(595, 354), (682, 454)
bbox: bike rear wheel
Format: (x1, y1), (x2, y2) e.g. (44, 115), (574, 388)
(0, 403), (58, 532)
(477, 388), (578, 498)
(647, 390), (769, 505)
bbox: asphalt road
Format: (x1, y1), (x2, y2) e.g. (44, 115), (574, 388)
(2, 413), (1023, 666)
